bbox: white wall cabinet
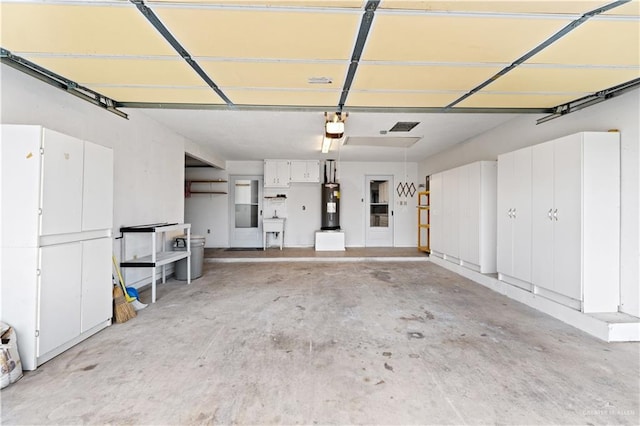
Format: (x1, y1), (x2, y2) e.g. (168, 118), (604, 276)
(497, 147), (533, 289)
(430, 161), (497, 273)
(264, 160), (290, 187)
(1, 125), (113, 370)
(530, 132), (620, 312)
(290, 160), (320, 183)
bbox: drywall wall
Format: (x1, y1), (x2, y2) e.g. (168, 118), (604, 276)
(419, 89), (640, 317)
(1, 64), (190, 288)
(185, 160), (418, 248)
(339, 161), (418, 247)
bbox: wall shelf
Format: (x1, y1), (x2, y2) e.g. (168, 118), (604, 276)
(185, 180), (228, 197)
(418, 191), (430, 253)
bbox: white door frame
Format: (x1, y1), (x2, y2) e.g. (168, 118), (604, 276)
(229, 175), (263, 248)
(365, 175), (394, 247)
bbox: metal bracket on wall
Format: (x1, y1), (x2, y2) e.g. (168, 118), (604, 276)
(537, 77), (640, 124)
(0, 48), (128, 119)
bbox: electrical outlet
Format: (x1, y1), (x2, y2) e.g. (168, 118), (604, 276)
(207, 229), (211, 234)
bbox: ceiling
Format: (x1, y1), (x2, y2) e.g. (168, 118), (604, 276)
(1, 0), (639, 164)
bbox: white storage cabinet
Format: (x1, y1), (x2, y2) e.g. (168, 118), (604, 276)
(430, 161), (497, 273)
(1, 125), (113, 370)
(497, 146), (533, 290)
(530, 132), (620, 312)
(264, 160), (290, 188)
(290, 160), (320, 183)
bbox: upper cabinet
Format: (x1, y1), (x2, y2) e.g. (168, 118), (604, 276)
(264, 160), (290, 188)
(264, 159), (321, 187)
(290, 160), (320, 183)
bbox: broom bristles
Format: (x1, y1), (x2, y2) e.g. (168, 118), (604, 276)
(113, 285), (136, 323)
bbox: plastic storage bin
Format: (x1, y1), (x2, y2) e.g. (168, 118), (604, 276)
(173, 235), (205, 280)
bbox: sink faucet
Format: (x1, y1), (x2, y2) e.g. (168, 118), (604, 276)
(273, 210), (278, 218)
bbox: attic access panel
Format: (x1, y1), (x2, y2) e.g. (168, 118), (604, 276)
(343, 136), (422, 148)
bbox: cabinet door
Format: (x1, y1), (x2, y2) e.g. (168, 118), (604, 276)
(429, 173), (443, 254)
(264, 160), (289, 187)
(1, 125), (42, 248)
(496, 152), (515, 276)
(276, 161), (290, 186)
(290, 160), (308, 182)
(264, 161), (278, 186)
(38, 243), (82, 357)
(512, 147), (532, 282)
(442, 168), (459, 258)
(82, 142), (113, 231)
(41, 129), (84, 236)
(552, 136), (583, 300)
(306, 160), (320, 183)
(459, 163), (481, 265)
(531, 141), (555, 292)
(81, 238), (112, 332)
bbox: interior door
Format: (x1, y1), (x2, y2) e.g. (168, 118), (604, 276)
(365, 175), (393, 247)
(229, 176), (263, 248)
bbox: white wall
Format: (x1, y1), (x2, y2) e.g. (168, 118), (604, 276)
(185, 160), (419, 248)
(339, 161), (418, 247)
(419, 89), (640, 317)
(1, 64), (195, 287)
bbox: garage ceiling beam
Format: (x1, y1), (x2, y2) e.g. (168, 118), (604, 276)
(444, 0), (632, 110)
(130, 0), (233, 106)
(0, 48), (128, 119)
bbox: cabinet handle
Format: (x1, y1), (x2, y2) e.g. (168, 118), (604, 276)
(548, 209), (553, 220)
(554, 209), (558, 221)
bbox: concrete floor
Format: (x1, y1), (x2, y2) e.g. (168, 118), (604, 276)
(2, 260), (639, 425)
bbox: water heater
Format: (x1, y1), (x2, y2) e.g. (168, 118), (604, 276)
(321, 160), (340, 230)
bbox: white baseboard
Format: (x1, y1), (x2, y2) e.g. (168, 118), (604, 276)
(429, 256), (640, 342)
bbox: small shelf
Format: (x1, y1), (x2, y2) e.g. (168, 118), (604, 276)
(185, 180), (228, 197)
(418, 191), (430, 253)
(120, 251), (189, 268)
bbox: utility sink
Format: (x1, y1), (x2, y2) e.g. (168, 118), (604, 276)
(263, 218), (285, 250)
(263, 217), (285, 232)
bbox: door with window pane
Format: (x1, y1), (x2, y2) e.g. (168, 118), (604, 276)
(365, 175), (394, 247)
(229, 176), (263, 248)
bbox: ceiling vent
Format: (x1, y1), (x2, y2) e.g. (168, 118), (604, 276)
(389, 121), (420, 132)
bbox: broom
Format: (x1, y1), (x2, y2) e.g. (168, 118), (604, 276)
(112, 255), (148, 311)
(113, 284), (136, 323)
